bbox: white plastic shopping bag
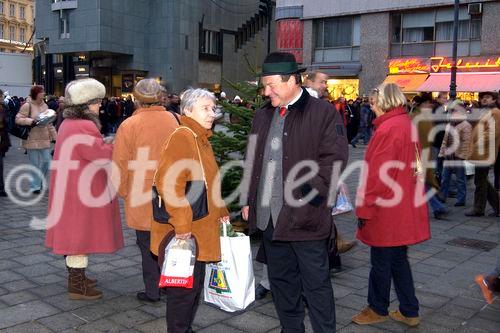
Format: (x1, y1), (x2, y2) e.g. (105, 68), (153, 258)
(332, 182), (353, 216)
(159, 237), (196, 289)
(203, 223), (255, 312)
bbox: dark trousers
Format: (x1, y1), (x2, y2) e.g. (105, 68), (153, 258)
(368, 246), (419, 317)
(263, 223), (335, 333)
(0, 155), (4, 192)
(165, 261), (205, 333)
(473, 166), (499, 214)
(136, 230), (160, 299)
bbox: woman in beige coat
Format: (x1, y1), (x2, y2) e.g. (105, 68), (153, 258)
(15, 85), (57, 194)
(112, 79), (179, 303)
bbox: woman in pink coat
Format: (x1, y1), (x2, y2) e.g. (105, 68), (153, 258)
(352, 83), (430, 327)
(45, 78), (124, 300)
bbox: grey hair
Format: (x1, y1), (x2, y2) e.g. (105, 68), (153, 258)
(180, 88), (216, 115)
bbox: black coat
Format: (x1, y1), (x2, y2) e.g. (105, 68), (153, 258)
(0, 106), (11, 155)
(244, 88), (348, 241)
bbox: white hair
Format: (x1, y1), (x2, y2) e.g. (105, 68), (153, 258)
(180, 88), (216, 115)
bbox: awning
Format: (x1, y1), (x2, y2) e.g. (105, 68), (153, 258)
(416, 72), (500, 92)
(382, 74), (429, 92)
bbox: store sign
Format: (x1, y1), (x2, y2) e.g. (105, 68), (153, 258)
(388, 58), (429, 74)
(430, 56), (500, 73)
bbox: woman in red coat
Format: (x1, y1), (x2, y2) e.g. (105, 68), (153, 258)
(352, 83), (430, 327)
(45, 78), (124, 300)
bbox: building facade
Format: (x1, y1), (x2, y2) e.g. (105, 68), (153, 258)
(276, 0), (500, 99)
(0, 0), (34, 53)
(35, 0), (275, 97)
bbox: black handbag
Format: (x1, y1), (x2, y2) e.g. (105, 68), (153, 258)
(152, 126), (209, 223)
(10, 103), (33, 140)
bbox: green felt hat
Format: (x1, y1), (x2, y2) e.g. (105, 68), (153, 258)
(259, 52), (306, 77)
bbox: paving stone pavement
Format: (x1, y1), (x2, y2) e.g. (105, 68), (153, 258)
(0, 137), (499, 332)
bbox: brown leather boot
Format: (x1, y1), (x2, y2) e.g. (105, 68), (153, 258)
(66, 266), (97, 287)
(352, 307), (388, 325)
(68, 267), (102, 300)
(337, 234), (357, 254)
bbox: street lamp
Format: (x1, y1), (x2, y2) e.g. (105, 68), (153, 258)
(449, 0), (460, 100)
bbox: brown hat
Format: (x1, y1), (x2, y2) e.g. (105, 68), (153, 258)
(133, 78), (162, 103)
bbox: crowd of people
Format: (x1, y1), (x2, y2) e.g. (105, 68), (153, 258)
(0, 50), (499, 332)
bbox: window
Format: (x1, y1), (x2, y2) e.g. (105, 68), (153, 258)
(19, 5), (25, 19)
(0, 24), (3, 38)
(0, 2), (3, 14)
(200, 29), (221, 56)
(9, 26), (15, 41)
(9, 3), (14, 17)
(314, 16), (360, 62)
(391, 7), (482, 57)
(60, 11), (70, 38)
(19, 27), (25, 42)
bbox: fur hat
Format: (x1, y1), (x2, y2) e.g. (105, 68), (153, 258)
(65, 78), (105, 106)
(133, 78), (161, 104)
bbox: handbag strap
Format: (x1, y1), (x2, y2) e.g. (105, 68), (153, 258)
(153, 126), (207, 186)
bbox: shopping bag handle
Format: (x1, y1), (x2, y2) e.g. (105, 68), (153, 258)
(222, 221), (228, 237)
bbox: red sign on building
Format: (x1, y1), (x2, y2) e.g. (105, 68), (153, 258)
(276, 19), (304, 63)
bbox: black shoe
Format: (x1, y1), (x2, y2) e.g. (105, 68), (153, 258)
(255, 284), (270, 300)
(330, 266), (343, 274)
(464, 210), (484, 217)
(0, 191), (7, 197)
(434, 209), (450, 220)
(136, 292), (160, 303)
(350, 142), (357, 148)
(32, 189), (41, 195)
(454, 202), (465, 207)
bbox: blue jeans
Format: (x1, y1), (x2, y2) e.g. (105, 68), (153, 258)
(368, 246), (419, 318)
(351, 126), (370, 145)
(27, 148), (51, 191)
(440, 159), (466, 204)
(426, 185), (446, 213)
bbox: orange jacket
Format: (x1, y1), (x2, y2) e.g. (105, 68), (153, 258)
(150, 116), (229, 262)
(112, 106), (178, 231)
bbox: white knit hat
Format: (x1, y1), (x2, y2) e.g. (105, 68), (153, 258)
(65, 78), (106, 106)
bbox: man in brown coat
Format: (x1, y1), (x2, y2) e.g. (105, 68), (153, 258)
(112, 79), (178, 302)
(466, 92), (500, 217)
(242, 52), (348, 332)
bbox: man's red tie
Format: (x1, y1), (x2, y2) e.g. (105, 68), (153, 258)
(279, 106), (287, 118)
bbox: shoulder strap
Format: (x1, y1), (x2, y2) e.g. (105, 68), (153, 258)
(170, 111), (181, 125)
(153, 126), (207, 186)
(28, 102), (31, 118)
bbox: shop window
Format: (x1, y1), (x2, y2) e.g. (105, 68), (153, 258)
(314, 15), (360, 63)
(326, 78), (359, 101)
(9, 3), (14, 17)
